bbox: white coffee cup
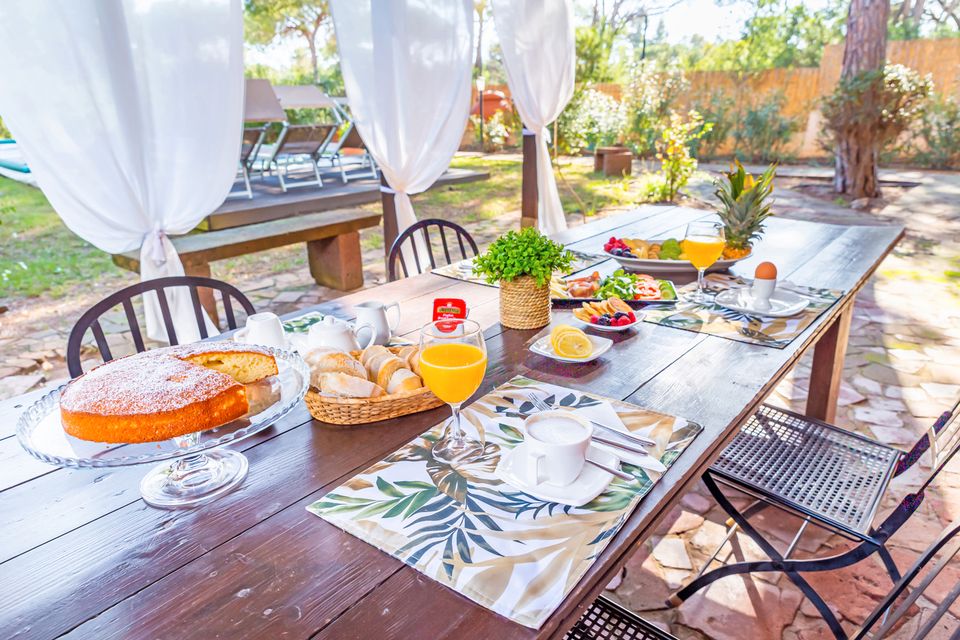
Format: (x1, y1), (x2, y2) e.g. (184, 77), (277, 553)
(354, 301), (401, 345)
(238, 312), (286, 349)
(518, 410), (594, 487)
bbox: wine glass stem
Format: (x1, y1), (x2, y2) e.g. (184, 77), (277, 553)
(697, 268), (706, 298)
(448, 403), (464, 442)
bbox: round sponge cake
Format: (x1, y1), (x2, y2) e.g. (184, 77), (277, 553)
(60, 344), (278, 444)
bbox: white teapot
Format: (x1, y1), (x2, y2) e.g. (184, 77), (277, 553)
(307, 316), (376, 352)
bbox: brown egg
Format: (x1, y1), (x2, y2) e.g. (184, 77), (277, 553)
(755, 261), (777, 280)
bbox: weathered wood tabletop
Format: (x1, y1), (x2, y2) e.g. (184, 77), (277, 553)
(0, 206), (903, 640)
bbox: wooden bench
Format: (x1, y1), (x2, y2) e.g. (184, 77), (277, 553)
(112, 208), (381, 323)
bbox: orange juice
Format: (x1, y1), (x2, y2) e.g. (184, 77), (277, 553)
(419, 343), (487, 404)
(682, 236), (725, 270)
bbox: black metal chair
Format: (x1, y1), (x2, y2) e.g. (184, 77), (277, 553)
(387, 218), (479, 282)
(566, 595), (677, 640)
(852, 517), (960, 639)
(66, 276), (256, 377)
(670, 399), (960, 640)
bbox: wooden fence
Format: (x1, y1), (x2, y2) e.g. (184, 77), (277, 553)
(472, 38), (960, 159)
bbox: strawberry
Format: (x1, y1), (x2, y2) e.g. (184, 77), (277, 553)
(627, 311), (637, 323)
(590, 315), (600, 324)
(616, 316), (631, 326)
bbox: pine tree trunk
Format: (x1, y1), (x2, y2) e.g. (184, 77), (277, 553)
(835, 0), (890, 198)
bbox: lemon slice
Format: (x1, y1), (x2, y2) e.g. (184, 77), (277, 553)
(554, 331), (593, 359)
(550, 324), (580, 351)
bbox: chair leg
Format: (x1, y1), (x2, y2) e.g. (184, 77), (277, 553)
(876, 544), (902, 583)
(276, 160), (288, 193)
(668, 473), (864, 640)
(312, 157), (324, 188)
(242, 165), (253, 199)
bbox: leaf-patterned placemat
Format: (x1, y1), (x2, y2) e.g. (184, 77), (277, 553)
(642, 273), (843, 349)
(306, 376), (701, 628)
(431, 249), (608, 287)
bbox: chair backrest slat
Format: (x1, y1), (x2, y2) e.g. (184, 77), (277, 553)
(155, 289), (179, 346)
(387, 218), (479, 282)
(188, 287), (209, 340)
(66, 276), (256, 378)
(222, 294), (237, 329)
(90, 320), (112, 363)
(121, 298), (146, 353)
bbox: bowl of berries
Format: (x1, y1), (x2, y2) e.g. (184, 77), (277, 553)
(571, 296), (643, 332)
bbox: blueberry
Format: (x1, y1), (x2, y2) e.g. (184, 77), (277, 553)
(598, 316), (611, 326)
(623, 251), (635, 258)
(614, 312), (627, 319)
(611, 248), (624, 256)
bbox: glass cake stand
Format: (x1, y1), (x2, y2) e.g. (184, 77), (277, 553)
(16, 346), (309, 509)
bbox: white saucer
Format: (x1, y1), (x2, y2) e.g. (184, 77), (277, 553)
(495, 443), (621, 507)
(714, 287), (809, 318)
(529, 334), (613, 363)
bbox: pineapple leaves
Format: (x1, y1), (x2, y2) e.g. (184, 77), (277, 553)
(714, 160), (777, 250)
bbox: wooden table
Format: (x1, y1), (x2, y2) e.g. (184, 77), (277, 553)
(0, 206), (903, 640)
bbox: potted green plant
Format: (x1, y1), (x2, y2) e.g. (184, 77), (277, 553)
(473, 227), (574, 330)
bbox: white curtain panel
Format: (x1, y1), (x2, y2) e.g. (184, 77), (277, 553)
(492, 0), (575, 235)
(0, 0), (244, 343)
(330, 0), (474, 271)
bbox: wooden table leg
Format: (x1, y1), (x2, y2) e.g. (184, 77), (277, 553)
(806, 296), (855, 422)
(182, 262), (221, 329)
(307, 232), (364, 290)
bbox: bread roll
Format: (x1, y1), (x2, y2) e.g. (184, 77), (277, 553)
(397, 345), (417, 365)
(317, 372), (384, 398)
(386, 368), (423, 394)
(406, 347), (421, 376)
(360, 345), (390, 368)
(306, 350), (366, 389)
(365, 350), (395, 379)
(375, 355), (406, 389)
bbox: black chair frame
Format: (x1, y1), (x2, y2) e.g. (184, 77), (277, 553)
(66, 276), (256, 378)
(387, 218), (479, 282)
(672, 400), (960, 640)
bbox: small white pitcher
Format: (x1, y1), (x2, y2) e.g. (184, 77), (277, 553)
(353, 301), (401, 345)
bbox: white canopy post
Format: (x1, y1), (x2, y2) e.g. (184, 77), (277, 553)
(329, 0), (474, 270)
(0, 0), (244, 344)
(491, 0), (576, 235)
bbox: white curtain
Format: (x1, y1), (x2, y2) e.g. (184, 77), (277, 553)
(330, 0), (474, 271)
(0, 0), (244, 343)
(492, 0), (575, 235)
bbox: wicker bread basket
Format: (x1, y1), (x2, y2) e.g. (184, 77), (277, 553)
(305, 347), (444, 427)
(499, 275), (552, 330)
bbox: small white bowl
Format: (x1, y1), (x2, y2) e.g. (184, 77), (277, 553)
(574, 313), (644, 333)
(529, 334), (613, 363)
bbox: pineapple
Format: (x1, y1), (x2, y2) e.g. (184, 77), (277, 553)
(715, 160), (776, 259)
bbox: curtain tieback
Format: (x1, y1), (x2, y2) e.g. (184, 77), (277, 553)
(146, 228), (169, 266)
(380, 185), (398, 195)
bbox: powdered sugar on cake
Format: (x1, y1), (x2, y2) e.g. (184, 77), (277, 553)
(60, 347), (240, 415)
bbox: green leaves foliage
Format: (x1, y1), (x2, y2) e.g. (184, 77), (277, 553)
(472, 227), (575, 287)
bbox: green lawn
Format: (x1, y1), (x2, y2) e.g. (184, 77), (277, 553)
(0, 154), (650, 302)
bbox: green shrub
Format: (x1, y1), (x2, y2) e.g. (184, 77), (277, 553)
(557, 87), (627, 155)
(472, 227), (574, 286)
(469, 110), (516, 151)
(912, 94), (960, 169)
(623, 62), (689, 157)
(690, 90), (735, 159)
(733, 92), (799, 162)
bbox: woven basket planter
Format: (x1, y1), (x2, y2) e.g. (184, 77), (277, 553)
(499, 276), (551, 330)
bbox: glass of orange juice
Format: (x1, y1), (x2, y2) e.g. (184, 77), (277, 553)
(419, 318), (488, 463)
(682, 221), (726, 303)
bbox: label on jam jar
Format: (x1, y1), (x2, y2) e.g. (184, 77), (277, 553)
(433, 298), (468, 332)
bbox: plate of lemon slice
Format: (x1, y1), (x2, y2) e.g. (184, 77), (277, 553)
(529, 325), (613, 363)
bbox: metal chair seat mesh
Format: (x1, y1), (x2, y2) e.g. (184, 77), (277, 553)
(565, 596), (677, 640)
(712, 404), (902, 536)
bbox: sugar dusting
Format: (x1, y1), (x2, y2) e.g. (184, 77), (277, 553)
(60, 346), (242, 415)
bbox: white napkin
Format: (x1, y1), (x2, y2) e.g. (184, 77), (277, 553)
(572, 400), (667, 474)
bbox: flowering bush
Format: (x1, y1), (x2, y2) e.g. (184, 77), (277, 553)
(651, 111), (712, 202)
(557, 87), (627, 154)
(469, 110), (514, 151)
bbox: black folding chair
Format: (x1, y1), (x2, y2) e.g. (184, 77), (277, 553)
(387, 218), (479, 282)
(66, 276), (256, 377)
(566, 595), (677, 640)
(670, 399), (960, 640)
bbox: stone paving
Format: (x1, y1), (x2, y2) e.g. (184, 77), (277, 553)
(1, 160), (959, 639)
